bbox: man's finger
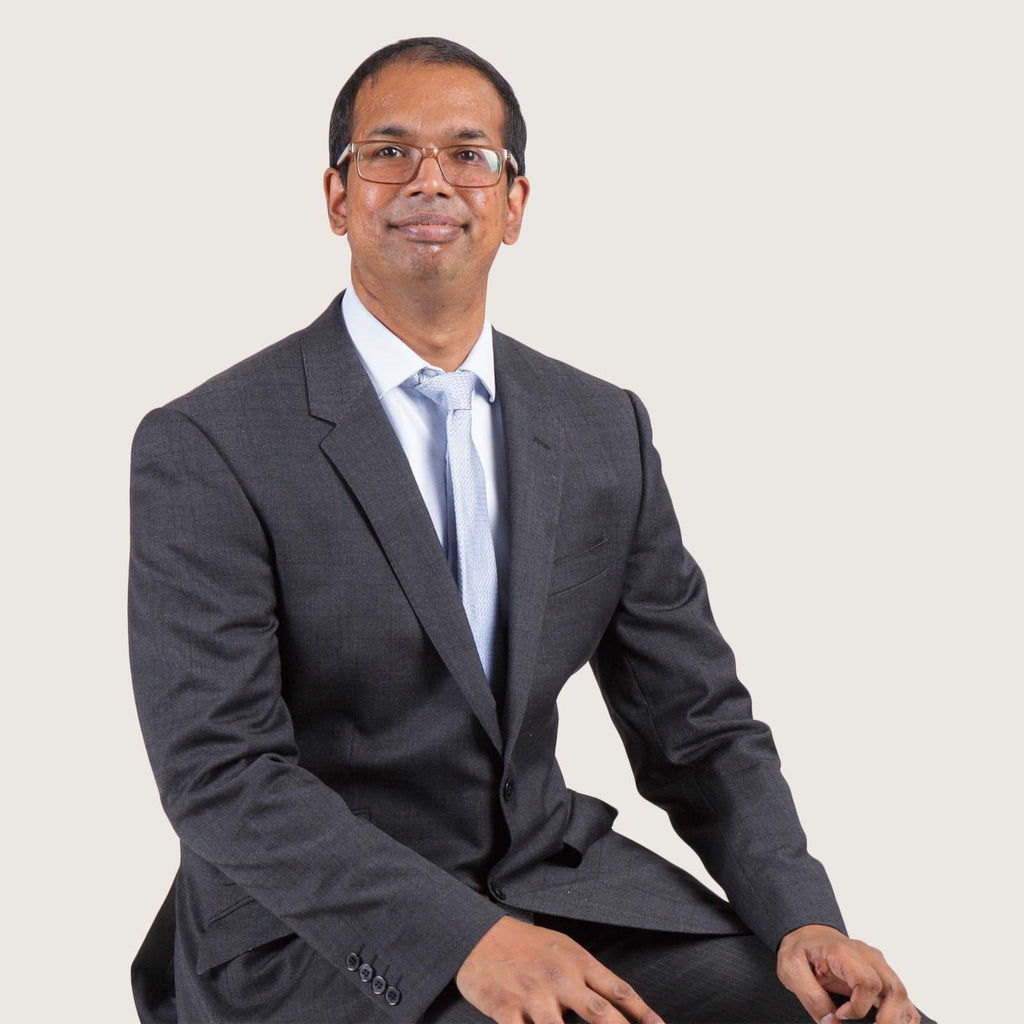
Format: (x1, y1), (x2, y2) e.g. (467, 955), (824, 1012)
(522, 998), (568, 1024)
(776, 951), (843, 1023)
(581, 958), (666, 1024)
(560, 985), (634, 1024)
(862, 953), (919, 1024)
(829, 960), (884, 1021)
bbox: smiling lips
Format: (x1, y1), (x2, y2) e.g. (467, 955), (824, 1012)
(391, 213), (465, 243)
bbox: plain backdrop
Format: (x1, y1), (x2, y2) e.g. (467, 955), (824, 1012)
(4, 3), (1020, 1021)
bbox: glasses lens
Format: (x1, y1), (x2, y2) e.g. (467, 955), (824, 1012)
(356, 143), (420, 183)
(439, 146), (503, 186)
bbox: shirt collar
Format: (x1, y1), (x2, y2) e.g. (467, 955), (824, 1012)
(341, 286), (497, 403)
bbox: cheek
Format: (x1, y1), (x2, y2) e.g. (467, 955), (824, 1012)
(348, 204), (389, 247)
(347, 185), (394, 237)
(359, 183), (390, 209)
(466, 195), (505, 242)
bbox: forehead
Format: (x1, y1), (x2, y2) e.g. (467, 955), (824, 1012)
(351, 60), (505, 144)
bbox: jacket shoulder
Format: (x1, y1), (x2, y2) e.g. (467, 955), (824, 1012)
(495, 328), (632, 399)
(130, 309), (322, 451)
(494, 328), (637, 427)
(169, 329), (306, 418)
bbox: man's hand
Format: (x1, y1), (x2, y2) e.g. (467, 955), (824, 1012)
(455, 915), (666, 1024)
(776, 924), (921, 1024)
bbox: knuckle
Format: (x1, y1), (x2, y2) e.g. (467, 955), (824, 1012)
(586, 993), (611, 1015)
(849, 964), (874, 985)
(610, 979), (634, 1000)
(498, 990), (521, 1011)
(488, 990), (514, 1014)
(775, 960), (796, 985)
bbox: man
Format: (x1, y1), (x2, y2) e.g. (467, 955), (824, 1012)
(128, 36), (933, 1024)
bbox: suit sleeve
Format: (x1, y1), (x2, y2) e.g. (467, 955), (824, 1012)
(127, 407), (505, 1019)
(589, 389), (848, 954)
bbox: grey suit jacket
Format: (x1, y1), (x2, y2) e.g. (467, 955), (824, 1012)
(127, 289), (847, 1022)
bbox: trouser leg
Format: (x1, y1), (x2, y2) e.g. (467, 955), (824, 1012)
(535, 911), (937, 1024)
(420, 912), (803, 1024)
(422, 910), (937, 1024)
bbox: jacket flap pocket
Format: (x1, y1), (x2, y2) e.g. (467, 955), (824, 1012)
(548, 536), (609, 596)
(195, 895), (296, 975)
(561, 788), (619, 865)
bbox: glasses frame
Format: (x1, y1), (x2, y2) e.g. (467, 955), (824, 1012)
(335, 139), (519, 188)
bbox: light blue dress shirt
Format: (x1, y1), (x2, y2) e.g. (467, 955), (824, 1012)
(341, 285), (511, 631)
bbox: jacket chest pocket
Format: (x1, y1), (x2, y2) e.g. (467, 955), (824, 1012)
(547, 535), (609, 597)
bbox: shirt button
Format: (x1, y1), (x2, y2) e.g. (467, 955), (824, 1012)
(372, 974), (387, 994)
(345, 952), (360, 970)
(489, 881), (506, 901)
(503, 777), (515, 800)
(359, 962), (374, 982)
(385, 985), (402, 1006)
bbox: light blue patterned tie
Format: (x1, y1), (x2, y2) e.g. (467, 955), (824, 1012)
(408, 367), (504, 701)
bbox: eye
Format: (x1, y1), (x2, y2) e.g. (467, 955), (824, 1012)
(369, 144), (407, 159)
(453, 148), (484, 163)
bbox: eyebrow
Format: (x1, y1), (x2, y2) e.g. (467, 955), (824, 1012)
(362, 123), (494, 143)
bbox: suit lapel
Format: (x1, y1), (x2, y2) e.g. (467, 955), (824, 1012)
(491, 327), (566, 761)
(300, 291), (566, 760)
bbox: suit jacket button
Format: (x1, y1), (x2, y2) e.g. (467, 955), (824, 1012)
(359, 962), (374, 982)
(503, 777), (515, 800)
(345, 953), (360, 970)
(385, 985), (402, 1006)
(372, 974), (387, 994)
(489, 881), (506, 901)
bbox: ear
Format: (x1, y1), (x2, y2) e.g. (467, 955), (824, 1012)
(324, 167), (349, 237)
(502, 175), (530, 245)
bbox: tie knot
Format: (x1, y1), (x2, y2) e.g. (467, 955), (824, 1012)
(409, 367), (477, 412)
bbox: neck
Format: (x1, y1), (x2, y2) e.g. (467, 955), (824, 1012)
(350, 270), (487, 373)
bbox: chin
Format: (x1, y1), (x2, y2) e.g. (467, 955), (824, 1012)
(404, 253), (466, 280)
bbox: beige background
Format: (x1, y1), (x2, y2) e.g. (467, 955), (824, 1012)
(4, 3), (1021, 1021)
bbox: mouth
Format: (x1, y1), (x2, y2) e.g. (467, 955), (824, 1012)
(390, 214), (466, 243)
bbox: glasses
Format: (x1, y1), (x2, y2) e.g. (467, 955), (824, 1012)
(336, 140), (518, 188)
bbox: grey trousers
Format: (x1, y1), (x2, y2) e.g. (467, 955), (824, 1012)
(420, 909), (938, 1024)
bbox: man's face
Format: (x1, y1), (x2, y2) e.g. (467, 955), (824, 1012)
(324, 59), (529, 293)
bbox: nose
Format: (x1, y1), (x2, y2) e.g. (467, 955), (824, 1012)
(403, 149), (454, 197)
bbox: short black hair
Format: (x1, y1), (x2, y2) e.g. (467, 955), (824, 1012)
(328, 36), (526, 191)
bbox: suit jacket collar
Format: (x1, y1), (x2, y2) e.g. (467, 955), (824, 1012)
(340, 281), (498, 403)
(300, 289), (566, 761)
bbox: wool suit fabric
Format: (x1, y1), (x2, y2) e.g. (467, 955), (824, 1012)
(129, 288), (875, 1023)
